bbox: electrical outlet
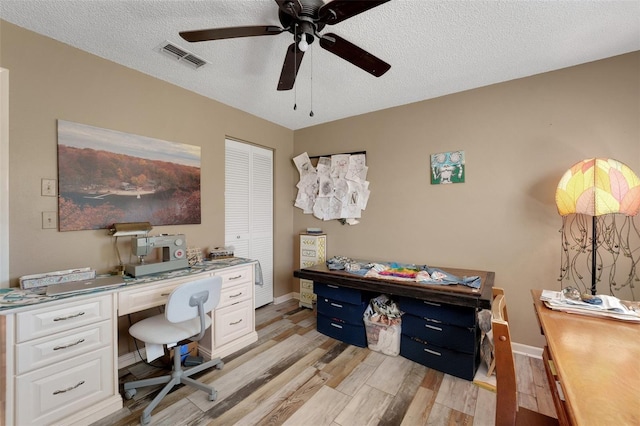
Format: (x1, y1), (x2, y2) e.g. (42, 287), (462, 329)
(41, 178), (56, 197)
(42, 211), (57, 229)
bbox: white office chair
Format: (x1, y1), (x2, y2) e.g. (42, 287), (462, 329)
(123, 275), (224, 425)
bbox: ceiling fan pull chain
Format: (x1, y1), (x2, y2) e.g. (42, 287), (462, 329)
(294, 24), (298, 111)
(309, 45), (314, 117)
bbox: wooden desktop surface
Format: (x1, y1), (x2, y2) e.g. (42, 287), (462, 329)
(531, 290), (640, 426)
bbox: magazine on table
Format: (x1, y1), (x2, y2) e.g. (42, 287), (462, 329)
(540, 290), (640, 322)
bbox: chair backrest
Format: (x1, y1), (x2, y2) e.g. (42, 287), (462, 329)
(492, 292), (518, 426)
(492, 287), (507, 321)
(165, 275), (222, 325)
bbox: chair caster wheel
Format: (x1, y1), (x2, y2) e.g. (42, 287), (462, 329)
(216, 361), (224, 370)
(208, 390), (218, 401)
(124, 389), (137, 400)
(140, 413), (151, 425)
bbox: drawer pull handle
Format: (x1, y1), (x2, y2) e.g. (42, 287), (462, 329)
(424, 348), (442, 356)
(330, 323), (343, 329)
(229, 275), (243, 280)
(53, 380), (85, 395)
(330, 302), (343, 308)
(229, 292), (243, 298)
(230, 319), (243, 325)
(54, 338), (85, 351)
(161, 293), (171, 297)
(425, 324), (443, 332)
(423, 301), (441, 307)
(53, 311), (85, 321)
(327, 284), (339, 289)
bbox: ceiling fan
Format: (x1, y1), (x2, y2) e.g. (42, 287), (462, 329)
(179, 0), (391, 91)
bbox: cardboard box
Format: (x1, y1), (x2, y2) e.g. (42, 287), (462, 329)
(162, 341), (198, 364)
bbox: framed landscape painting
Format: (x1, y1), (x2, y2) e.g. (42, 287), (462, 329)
(57, 120), (201, 231)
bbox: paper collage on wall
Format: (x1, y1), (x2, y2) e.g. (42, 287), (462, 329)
(430, 151), (465, 184)
(293, 152), (370, 224)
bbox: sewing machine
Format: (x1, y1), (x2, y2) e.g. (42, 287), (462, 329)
(124, 234), (189, 277)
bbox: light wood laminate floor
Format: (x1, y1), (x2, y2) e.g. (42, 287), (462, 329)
(92, 299), (557, 426)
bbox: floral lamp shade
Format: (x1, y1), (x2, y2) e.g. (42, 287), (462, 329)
(555, 158), (640, 217)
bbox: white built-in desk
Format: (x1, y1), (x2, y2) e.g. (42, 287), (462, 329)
(0, 258), (257, 425)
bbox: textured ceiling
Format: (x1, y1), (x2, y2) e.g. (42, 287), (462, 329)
(1, 0), (639, 130)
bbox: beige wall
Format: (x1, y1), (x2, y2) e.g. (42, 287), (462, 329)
(2, 20), (639, 348)
(294, 52), (640, 347)
(0, 21), (295, 301)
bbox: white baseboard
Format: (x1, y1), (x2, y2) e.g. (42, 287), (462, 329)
(512, 342), (543, 359)
(119, 349), (146, 369)
(274, 292), (297, 304)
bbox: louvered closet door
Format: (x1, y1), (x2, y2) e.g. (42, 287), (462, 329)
(225, 139), (273, 308)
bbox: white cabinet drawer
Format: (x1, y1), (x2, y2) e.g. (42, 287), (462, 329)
(16, 295), (112, 343)
(219, 280), (252, 308)
(215, 265), (252, 286)
(214, 299), (253, 347)
(16, 320), (112, 375)
(15, 346), (114, 425)
(118, 278), (189, 315)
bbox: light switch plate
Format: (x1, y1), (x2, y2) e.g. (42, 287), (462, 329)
(41, 178), (56, 196)
(42, 211), (57, 229)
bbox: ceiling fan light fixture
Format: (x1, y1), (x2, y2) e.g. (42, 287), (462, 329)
(298, 37), (309, 51)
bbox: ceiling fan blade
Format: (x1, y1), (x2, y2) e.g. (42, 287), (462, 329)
(275, 0), (302, 17)
(277, 43), (305, 91)
(180, 25), (283, 43)
(319, 0), (391, 25)
(320, 33), (390, 77)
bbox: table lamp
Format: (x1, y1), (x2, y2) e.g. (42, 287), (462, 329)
(555, 158), (640, 295)
(108, 222), (153, 274)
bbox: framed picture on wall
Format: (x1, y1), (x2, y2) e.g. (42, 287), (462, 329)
(57, 120), (201, 231)
(430, 151), (465, 185)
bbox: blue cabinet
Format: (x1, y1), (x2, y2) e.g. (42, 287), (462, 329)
(314, 282), (369, 347)
(399, 296), (480, 380)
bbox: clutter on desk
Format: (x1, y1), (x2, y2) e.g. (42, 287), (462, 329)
(540, 289), (640, 322)
(2, 257), (257, 311)
(364, 294), (403, 356)
(324, 256), (482, 289)
(19, 267), (95, 290)
(209, 246), (234, 259)
(187, 246), (203, 266)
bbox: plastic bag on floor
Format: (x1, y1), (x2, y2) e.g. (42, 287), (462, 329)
(363, 295), (403, 356)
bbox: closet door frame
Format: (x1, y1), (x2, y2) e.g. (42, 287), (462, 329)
(224, 138), (273, 308)
(0, 68), (9, 288)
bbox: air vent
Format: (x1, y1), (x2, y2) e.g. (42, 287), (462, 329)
(156, 41), (207, 69)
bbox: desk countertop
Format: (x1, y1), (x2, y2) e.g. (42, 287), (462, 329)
(532, 289), (640, 425)
(0, 257), (256, 312)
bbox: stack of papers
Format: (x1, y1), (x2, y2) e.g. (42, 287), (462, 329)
(540, 290), (640, 322)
